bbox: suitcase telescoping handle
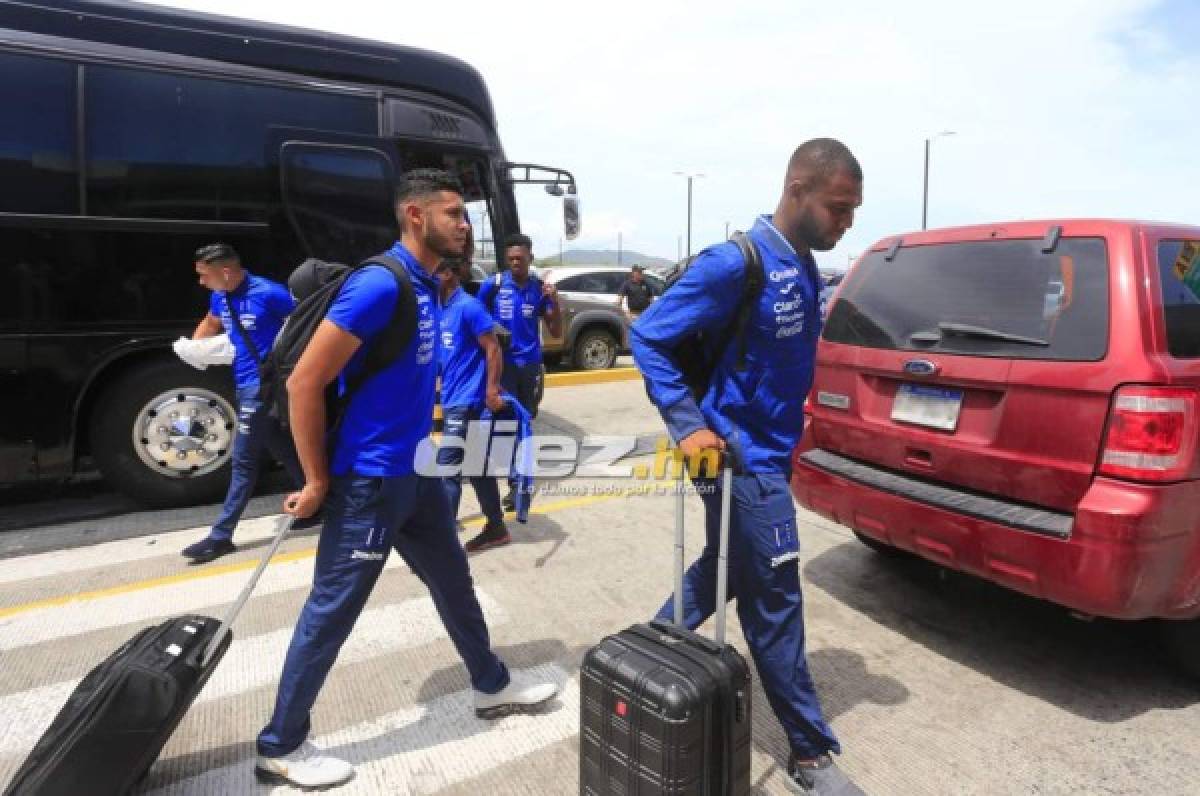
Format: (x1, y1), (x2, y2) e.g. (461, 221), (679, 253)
(201, 513), (296, 666)
(673, 463), (734, 647)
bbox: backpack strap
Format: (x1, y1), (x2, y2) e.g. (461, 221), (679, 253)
(729, 231), (764, 371)
(222, 291), (264, 364)
(341, 252), (418, 398)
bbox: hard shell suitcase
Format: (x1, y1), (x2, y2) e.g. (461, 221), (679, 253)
(580, 467), (752, 795)
(3, 515), (294, 796)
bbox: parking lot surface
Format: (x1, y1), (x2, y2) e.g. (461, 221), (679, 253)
(1, 377), (1197, 794)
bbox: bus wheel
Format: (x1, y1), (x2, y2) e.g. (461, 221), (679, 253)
(89, 360), (237, 508)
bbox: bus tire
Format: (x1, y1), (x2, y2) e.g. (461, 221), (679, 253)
(89, 359), (238, 508)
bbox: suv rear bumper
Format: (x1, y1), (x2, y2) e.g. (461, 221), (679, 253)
(792, 448), (1200, 620)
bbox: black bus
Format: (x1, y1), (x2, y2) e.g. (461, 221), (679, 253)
(0, 0), (579, 506)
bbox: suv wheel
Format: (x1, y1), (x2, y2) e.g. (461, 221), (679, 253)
(573, 328), (618, 370)
(89, 359), (237, 507)
(1160, 618), (1200, 681)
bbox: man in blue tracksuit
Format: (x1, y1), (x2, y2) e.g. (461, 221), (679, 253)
(185, 243), (303, 563)
(255, 170), (559, 790)
(435, 234), (512, 554)
(478, 233), (562, 510)
(631, 139), (865, 796)
(477, 233), (562, 417)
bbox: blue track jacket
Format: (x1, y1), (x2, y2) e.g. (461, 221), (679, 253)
(631, 216), (823, 475)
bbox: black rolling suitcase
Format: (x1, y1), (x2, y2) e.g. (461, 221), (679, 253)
(3, 515), (295, 796)
(581, 466), (752, 795)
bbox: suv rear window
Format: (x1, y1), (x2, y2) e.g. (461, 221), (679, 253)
(1156, 241), (1200, 358)
(824, 237), (1109, 361)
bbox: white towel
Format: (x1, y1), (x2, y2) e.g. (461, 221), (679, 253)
(172, 335), (235, 370)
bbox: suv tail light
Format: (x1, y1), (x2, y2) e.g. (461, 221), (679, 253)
(1100, 386), (1199, 482)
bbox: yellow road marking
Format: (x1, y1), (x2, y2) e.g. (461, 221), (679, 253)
(0, 489), (646, 620)
(432, 367), (638, 423)
(544, 367), (640, 388)
(0, 547), (314, 620)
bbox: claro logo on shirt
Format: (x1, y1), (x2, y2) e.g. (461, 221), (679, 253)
(769, 272), (808, 340)
(416, 294), (435, 365)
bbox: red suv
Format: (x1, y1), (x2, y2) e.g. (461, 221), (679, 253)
(791, 219), (1200, 676)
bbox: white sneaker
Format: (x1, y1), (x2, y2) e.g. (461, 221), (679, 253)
(474, 673), (560, 719)
(255, 740), (354, 790)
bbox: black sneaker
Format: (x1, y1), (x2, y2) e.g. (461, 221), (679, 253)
(181, 537), (236, 564)
(501, 489), (516, 512)
(785, 752), (866, 795)
(464, 521), (511, 554)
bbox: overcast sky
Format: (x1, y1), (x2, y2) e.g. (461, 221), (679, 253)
(140, 0), (1200, 271)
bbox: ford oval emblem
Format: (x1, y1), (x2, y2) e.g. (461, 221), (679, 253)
(903, 359), (938, 376)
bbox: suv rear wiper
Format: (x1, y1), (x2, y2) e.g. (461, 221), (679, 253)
(911, 322), (1049, 347)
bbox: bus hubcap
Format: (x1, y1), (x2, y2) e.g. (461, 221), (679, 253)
(132, 388), (236, 478)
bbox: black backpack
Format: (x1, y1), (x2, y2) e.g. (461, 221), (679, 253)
(664, 231), (765, 402)
(259, 252), (417, 432)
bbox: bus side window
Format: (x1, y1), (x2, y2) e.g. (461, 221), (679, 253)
(0, 52), (78, 214)
(280, 143), (397, 265)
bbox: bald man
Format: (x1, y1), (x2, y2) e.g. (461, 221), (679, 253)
(632, 139), (865, 795)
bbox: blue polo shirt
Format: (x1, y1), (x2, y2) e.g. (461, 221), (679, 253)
(631, 215), (823, 475)
(210, 272), (294, 390)
(325, 242), (440, 477)
(477, 272), (551, 366)
(439, 287), (496, 409)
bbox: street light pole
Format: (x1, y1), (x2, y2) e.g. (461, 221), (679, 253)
(673, 171), (704, 258)
(922, 130), (955, 230)
(921, 139), (930, 231)
(686, 177), (693, 257)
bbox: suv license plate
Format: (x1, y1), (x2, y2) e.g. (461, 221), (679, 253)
(891, 384), (963, 431)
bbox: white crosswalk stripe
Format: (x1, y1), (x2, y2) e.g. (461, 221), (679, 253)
(0, 593), (508, 757)
(0, 556), (315, 651)
(145, 665), (578, 796)
(0, 544), (440, 652)
(0, 516), (284, 586)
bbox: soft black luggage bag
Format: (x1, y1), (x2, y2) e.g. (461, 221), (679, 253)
(580, 466), (752, 795)
(3, 515), (295, 796)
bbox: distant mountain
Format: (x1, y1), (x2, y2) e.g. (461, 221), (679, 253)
(535, 249), (675, 269)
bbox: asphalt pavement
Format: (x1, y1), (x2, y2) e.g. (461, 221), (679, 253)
(1, 374), (1197, 794)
